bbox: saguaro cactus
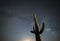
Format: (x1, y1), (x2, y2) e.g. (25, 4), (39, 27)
(31, 13), (45, 41)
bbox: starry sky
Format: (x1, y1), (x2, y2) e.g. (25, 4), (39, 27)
(0, 0), (60, 41)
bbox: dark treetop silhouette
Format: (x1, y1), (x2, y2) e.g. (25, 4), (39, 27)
(31, 13), (45, 41)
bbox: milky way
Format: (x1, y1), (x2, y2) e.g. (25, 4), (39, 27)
(0, 0), (60, 41)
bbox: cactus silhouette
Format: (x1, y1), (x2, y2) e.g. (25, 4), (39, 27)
(31, 13), (45, 41)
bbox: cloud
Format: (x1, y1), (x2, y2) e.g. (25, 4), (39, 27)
(46, 28), (51, 32)
(0, 1), (60, 41)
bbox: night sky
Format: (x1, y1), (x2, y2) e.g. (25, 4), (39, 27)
(0, 0), (60, 41)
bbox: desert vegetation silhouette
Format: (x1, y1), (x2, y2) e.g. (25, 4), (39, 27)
(31, 13), (45, 41)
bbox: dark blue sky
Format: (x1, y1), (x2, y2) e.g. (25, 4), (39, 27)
(0, 0), (60, 41)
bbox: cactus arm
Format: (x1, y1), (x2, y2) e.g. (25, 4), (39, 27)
(31, 26), (35, 33)
(39, 22), (45, 34)
(33, 26), (35, 31)
(31, 31), (35, 33)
